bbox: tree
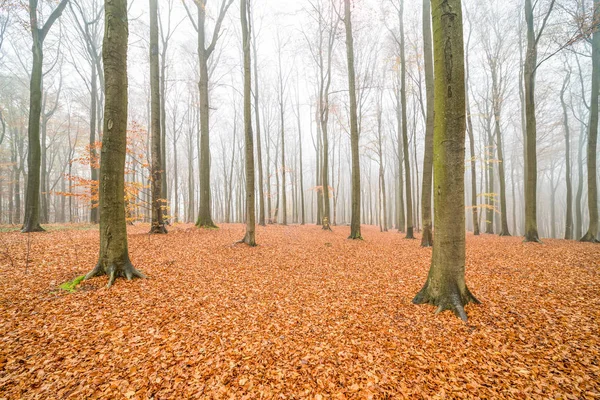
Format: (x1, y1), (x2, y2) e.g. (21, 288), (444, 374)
(344, 0), (361, 240)
(413, 0), (479, 321)
(464, 7), (479, 236)
(182, 0), (233, 229)
(388, 0), (413, 239)
(250, 6), (265, 226)
(69, 0), (104, 224)
(149, 0), (167, 234)
(580, 0), (599, 243)
(560, 68), (573, 239)
(85, 0), (145, 287)
(523, 0), (555, 242)
(22, 0), (69, 233)
(420, 0), (434, 246)
(240, 0), (256, 246)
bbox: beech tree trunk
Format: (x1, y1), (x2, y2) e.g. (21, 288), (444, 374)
(344, 0), (362, 240)
(85, 0), (145, 287)
(149, 0), (167, 234)
(413, 0), (479, 321)
(22, 0), (69, 232)
(240, 0), (256, 246)
(561, 73), (573, 239)
(420, 0), (434, 246)
(581, 0), (599, 242)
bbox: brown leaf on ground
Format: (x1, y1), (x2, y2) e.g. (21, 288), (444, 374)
(0, 224), (599, 398)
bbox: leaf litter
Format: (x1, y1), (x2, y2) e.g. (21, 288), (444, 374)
(0, 224), (599, 399)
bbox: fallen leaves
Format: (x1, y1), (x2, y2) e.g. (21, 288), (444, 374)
(0, 223), (599, 398)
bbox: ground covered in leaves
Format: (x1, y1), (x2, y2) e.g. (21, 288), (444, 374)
(0, 223), (599, 399)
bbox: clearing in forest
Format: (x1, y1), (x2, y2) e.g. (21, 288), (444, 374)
(0, 224), (599, 398)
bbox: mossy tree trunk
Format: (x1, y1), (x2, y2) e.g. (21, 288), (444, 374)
(149, 0), (167, 234)
(240, 0), (256, 246)
(397, 0), (414, 239)
(420, 0), (434, 246)
(413, 0), (479, 321)
(523, 0), (555, 242)
(85, 0), (145, 287)
(580, 0), (599, 242)
(344, 0), (362, 240)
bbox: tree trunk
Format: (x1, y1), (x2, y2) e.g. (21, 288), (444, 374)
(561, 73), (573, 239)
(398, 0), (414, 239)
(90, 63), (99, 223)
(413, 0), (479, 321)
(251, 22), (265, 226)
(149, 0), (167, 234)
(420, 0), (434, 246)
(345, 0), (361, 240)
(523, 0), (541, 242)
(22, 35), (44, 232)
(85, 0), (145, 287)
(195, 1), (217, 229)
(580, 0), (599, 242)
(240, 0), (256, 246)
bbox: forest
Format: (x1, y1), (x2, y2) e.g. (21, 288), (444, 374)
(0, 0), (599, 398)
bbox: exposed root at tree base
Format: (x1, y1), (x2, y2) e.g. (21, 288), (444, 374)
(150, 224), (168, 234)
(84, 261), (146, 288)
(499, 232), (511, 237)
(21, 225), (45, 233)
(412, 284), (480, 322)
(579, 232), (599, 243)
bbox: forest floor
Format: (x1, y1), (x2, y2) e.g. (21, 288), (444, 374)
(0, 223), (599, 399)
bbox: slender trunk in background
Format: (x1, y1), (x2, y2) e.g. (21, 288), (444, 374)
(575, 121), (585, 239)
(297, 97), (305, 225)
(90, 63), (99, 223)
(344, 0), (362, 239)
(580, 0), (599, 242)
(561, 73), (573, 239)
(251, 18), (265, 226)
(85, 0), (145, 287)
(279, 102), (287, 225)
(240, 0), (256, 245)
(398, 0), (414, 239)
(149, 0), (167, 234)
(420, 0), (434, 246)
(413, 0), (479, 321)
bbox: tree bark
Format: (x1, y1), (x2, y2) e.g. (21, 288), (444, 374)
(397, 0), (413, 239)
(345, 0), (362, 240)
(85, 0), (145, 287)
(413, 0), (479, 321)
(420, 0), (434, 246)
(580, 0), (599, 242)
(561, 73), (573, 239)
(240, 0), (256, 246)
(22, 0), (69, 232)
(523, 0), (542, 242)
(149, 0), (167, 234)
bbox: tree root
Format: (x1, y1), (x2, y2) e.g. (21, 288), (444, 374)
(412, 282), (480, 322)
(84, 260), (146, 288)
(579, 232), (600, 243)
(21, 224), (45, 233)
(498, 231), (511, 237)
(150, 223), (168, 234)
